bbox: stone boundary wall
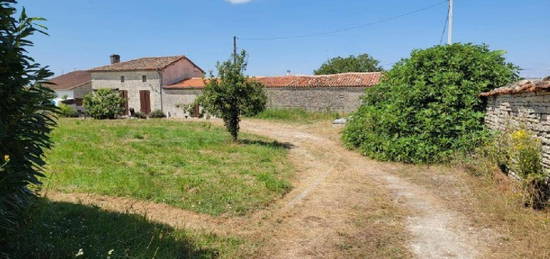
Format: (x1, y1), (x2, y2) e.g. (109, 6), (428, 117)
(265, 87), (366, 113)
(485, 91), (550, 169)
(161, 87), (367, 118)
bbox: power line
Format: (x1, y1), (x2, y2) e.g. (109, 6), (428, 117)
(240, 1), (447, 41)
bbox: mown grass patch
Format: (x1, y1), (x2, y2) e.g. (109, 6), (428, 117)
(42, 119), (293, 216)
(1, 199), (242, 258)
(252, 108), (341, 123)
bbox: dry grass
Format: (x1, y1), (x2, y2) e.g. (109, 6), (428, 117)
(387, 163), (550, 258)
(336, 192), (412, 258)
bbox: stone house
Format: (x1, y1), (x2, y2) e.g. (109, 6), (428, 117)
(482, 77), (550, 169)
(89, 55), (204, 115)
(163, 72), (382, 118)
(45, 70), (92, 111)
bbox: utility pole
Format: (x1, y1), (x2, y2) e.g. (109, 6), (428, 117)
(233, 36), (238, 64)
(447, 0), (454, 45)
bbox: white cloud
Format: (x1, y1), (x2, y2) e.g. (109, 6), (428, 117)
(225, 0), (254, 4)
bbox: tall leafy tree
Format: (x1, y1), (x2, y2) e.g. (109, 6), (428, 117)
(343, 43), (519, 163)
(197, 50), (267, 141)
(0, 0), (57, 237)
(314, 54), (383, 75)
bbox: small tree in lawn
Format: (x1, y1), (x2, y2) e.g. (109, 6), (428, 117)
(0, 0), (57, 237)
(197, 50), (267, 141)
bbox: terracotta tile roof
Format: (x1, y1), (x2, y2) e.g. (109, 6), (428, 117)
(165, 77), (207, 89)
(164, 72), (382, 89)
(89, 55), (203, 72)
(44, 70), (91, 90)
(480, 77), (550, 97)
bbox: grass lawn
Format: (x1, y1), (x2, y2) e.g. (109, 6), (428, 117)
(2, 199), (242, 258)
(42, 119), (292, 216)
(252, 108), (342, 123)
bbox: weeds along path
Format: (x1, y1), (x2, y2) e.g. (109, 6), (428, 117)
(238, 119), (490, 258)
(46, 119), (492, 258)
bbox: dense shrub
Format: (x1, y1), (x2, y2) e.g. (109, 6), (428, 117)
(83, 89), (123, 119)
(58, 103), (78, 117)
(149, 109), (166, 118)
(0, 1), (57, 239)
(343, 43), (519, 163)
(133, 111), (146, 119)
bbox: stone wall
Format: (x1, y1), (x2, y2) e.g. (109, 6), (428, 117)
(73, 82), (92, 99)
(485, 91), (550, 169)
(161, 58), (203, 86)
(91, 71), (162, 113)
(162, 88), (203, 118)
(160, 87), (367, 118)
(266, 87), (366, 113)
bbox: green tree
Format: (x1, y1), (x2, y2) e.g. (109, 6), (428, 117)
(314, 54), (383, 75)
(0, 0), (57, 237)
(343, 43), (519, 163)
(83, 89), (123, 119)
(197, 50), (267, 141)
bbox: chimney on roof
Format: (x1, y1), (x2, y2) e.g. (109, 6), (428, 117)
(110, 54), (120, 64)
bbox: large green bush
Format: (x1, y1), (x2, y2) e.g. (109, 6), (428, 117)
(83, 89), (123, 119)
(343, 43), (519, 163)
(0, 1), (57, 239)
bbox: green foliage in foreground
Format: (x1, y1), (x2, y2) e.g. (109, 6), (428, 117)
(197, 50), (267, 141)
(253, 108), (341, 123)
(343, 43), (520, 163)
(0, 0), (57, 237)
(2, 199), (242, 258)
(43, 119), (292, 216)
(83, 89), (123, 119)
(314, 53), (383, 75)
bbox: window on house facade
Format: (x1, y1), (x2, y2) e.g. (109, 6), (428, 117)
(142, 75), (147, 82)
(121, 76), (125, 82)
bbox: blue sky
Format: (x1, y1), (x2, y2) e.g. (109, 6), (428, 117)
(17, 0), (550, 78)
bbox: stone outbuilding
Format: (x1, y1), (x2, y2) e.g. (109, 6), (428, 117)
(482, 77), (550, 168)
(163, 72), (382, 118)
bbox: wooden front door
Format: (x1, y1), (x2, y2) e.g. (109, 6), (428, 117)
(120, 90), (128, 115)
(139, 90), (151, 114)
(192, 103), (200, 117)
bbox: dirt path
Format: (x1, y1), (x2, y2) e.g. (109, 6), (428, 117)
(238, 120), (489, 258)
(46, 119), (492, 258)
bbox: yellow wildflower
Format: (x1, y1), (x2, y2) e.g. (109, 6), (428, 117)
(511, 129), (528, 141)
(3, 155), (9, 162)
